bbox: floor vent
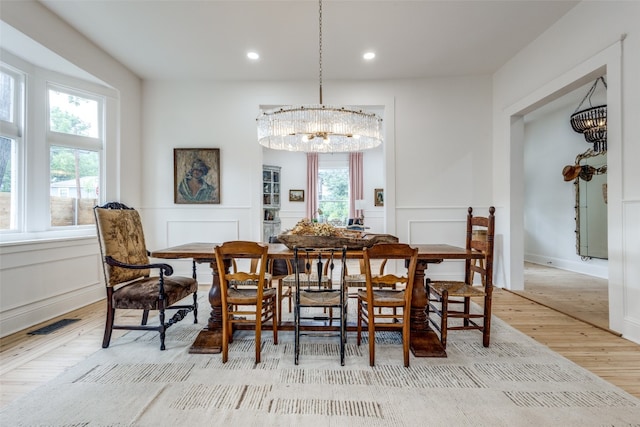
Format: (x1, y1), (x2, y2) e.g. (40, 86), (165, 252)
(28, 319), (80, 335)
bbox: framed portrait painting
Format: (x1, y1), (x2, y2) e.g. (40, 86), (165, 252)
(374, 188), (384, 206)
(174, 148), (220, 204)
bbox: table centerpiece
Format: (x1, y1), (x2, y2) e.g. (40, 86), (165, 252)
(277, 219), (398, 250)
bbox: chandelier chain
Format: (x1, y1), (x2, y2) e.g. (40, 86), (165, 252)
(318, 0), (323, 104)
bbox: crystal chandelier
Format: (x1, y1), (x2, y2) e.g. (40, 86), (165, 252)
(257, 0), (383, 153)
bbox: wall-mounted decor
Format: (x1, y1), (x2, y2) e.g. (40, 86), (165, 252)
(174, 148), (220, 204)
(289, 189), (305, 202)
(374, 188), (384, 206)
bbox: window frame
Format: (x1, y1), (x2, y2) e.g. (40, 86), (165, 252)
(0, 63), (26, 233)
(0, 50), (116, 243)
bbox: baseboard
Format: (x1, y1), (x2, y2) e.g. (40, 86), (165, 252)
(525, 254), (608, 279)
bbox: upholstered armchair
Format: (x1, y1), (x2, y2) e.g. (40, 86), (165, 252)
(94, 202), (198, 350)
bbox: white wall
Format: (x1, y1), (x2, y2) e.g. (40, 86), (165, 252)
(140, 76), (494, 285)
(0, 1), (142, 337)
(493, 1), (640, 343)
(524, 82), (608, 278)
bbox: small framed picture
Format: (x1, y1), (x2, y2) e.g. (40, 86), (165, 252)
(374, 188), (384, 206)
(174, 148), (220, 204)
(289, 189), (305, 202)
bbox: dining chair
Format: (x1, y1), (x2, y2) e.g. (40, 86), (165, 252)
(345, 258), (389, 296)
(426, 206), (495, 349)
(214, 241), (277, 364)
(281, 246), (329, 324)
(357, 243), (418, 367)
(294, 246), (348, 365)
(268, 235), (296, 325)
(94, 202), (198, 351)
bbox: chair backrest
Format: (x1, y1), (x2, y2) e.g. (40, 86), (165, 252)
(214, 241), (269, 299)
(465, 206), (495, 287)
(363, 243), (418, 306)
(293, 246), (346, 289)
(94, 202), (150, 287)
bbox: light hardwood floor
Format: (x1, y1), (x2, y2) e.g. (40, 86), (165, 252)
(2, 269), (640, 408)
(514, 262), (612, 333)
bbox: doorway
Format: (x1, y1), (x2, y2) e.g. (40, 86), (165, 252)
(505, 41), (622, 334)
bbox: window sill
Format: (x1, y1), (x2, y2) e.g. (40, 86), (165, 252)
(0, 229), (96, 247)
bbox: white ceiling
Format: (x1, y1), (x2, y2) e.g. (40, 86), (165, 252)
(32, 0), (579, 82)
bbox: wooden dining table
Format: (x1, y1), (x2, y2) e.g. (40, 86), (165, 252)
(151, 242), (483, 357)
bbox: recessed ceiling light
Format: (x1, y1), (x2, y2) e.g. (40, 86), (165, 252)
(363, 52), (375, 60)
(247, 52), (260, 60)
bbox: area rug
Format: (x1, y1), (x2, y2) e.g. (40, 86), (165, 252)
(2, 298), (639, 426)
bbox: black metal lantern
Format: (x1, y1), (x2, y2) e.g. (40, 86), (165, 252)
(570, 77), (607, 153)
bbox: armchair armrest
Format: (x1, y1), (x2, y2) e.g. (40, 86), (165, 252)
(105, 255), (174, 276)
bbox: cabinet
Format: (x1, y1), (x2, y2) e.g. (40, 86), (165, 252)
(262, 165), (281, 242)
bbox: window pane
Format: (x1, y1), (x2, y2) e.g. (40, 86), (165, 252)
(318, 168), (348, 221)
(0, 71), (14, 123)
(0, 136), (16, 230)
(48, 89), (99, 138)
(50, 146), (99, 226)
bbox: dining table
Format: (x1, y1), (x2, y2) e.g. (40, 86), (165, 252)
(151, 242), (483, 357)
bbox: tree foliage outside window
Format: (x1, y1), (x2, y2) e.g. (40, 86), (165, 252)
(318, 168), (348, 222)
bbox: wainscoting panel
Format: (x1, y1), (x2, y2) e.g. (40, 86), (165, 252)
(163, 220), (240, 282)
(407, 218), (467, 281)
(0, 238), (103, 337)
(166, 220), (239, 247)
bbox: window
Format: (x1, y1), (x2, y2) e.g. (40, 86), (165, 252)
(0, 65), (23, 231)
(48, 86), (103, 227)
(318, 155), (349, 222)
(0, 51), (114, 242)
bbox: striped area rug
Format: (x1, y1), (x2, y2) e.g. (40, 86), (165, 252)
(2, 298), (639, 426)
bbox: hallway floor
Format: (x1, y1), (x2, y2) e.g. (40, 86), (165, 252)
(512, 262), (612, 334)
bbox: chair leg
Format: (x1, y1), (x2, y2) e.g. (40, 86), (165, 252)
(255, 319), (262, 364)
(440, 290), (448, 350)
(102, 308), (115, 348)
(193, 292), (198, 324)
(483, 293), (492, 347)
(402, 322), (410, 368)
(368, 306), (376, 367)
(158, 308), (166, 351)
(141, 310), (149, 326)
(277, 281), (283, 325)
(294, 296), (300, 365)
(272, 296), (278, 346)
(222, 314), (229, 364)
(463, 296), (471, 327)
(356, 299), (363, 346)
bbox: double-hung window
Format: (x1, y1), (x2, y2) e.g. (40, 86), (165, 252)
(0, 64), (24, 231)
(47, 85), (103, 227)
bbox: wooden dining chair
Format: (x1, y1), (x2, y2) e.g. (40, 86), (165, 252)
(357, 243), (418, 367)
(426, 206), (495, 349)
(293, 246), (348, 365)
(345, 258), (388, 297)
(94, 202), (198, 351)
(214, 241), (277, 364)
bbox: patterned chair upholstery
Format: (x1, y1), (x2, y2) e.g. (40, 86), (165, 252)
(94, 202), (198, 350)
